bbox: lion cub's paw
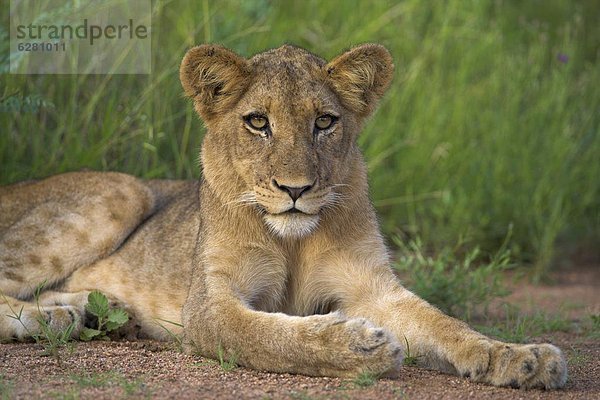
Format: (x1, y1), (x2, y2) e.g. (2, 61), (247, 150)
(345, 318), (391, 351)
(487, 343), (567, 389)
(313, 315), (403, 377)
(346, 318), (404, 377)
(459, 341), (567, 389)
(40, 305), (84, 337)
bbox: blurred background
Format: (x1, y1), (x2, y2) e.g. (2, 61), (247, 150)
(1, 0), (599, 282)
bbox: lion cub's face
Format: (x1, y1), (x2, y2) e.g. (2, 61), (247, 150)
(180, 44), (393, 238)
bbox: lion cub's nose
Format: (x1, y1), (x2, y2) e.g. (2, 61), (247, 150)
(273, 179), (313, 202)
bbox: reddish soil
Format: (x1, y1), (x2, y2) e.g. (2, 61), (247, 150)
(1, 265), (598, 400)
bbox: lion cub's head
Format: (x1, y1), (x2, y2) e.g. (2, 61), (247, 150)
(180, 44), (393, 238)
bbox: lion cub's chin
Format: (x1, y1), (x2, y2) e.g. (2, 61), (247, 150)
(264, 213), (320, 238)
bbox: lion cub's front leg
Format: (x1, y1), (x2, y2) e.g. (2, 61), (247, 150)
(182, 258), (402, 377)
(330, 261), (567, 389)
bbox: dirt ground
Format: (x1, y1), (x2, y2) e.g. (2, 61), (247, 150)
(1, 265), (598, 400)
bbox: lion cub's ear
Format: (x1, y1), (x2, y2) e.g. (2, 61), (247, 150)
(180, 44), (251, 120)
(325, 44), (394, 117)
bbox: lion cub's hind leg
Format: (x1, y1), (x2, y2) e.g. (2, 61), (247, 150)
(0, 172), (155, 299)
(37, 290), (142, 340)
(0, 290), (140, 342)
(0, 293), (84, 341)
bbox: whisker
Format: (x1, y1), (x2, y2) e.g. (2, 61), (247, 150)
(330, 183), (352, 189)
(321, 191), (348, 214)
(221, 191), (259, 211)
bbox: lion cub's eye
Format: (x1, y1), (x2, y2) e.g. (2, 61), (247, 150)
(315, 115), (336, 131)
(245, 114), (269, 130)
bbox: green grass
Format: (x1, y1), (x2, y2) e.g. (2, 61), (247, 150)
(71, 371), (145, 393)
(338, 370), (380, 390)
(392, 387), (409, 399)
(70, 372), (119, 389)
(567, 346), (588, 366)
(49, 390), (80, 400)
(402, 336), (420, 367)
(193, 344), (238, 372)
(48, 371), (148, 399)
(154, 318), (184, 352)
(476, 304), (574, 343)
(0, 375), (13, 400)
(68, 371), (147, 397)
(2, 283), (76, 364)
(351, 371), (380, 388)
(1, 0), (598, 276)
(289, 391), (318, 400)
(216, 343), (238, 372)
(393, 236), (512, 320)
(586, 314), (600, 339)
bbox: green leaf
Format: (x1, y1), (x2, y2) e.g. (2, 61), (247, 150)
(105, 309), (129, 331)
(85, 291), (109, 318)
(80, 328), (103, 341)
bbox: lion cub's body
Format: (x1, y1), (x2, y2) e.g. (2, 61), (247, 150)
(0, 173), (196, 339)
(1, 44), (566, 389)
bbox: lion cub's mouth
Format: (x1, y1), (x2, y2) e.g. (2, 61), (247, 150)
(263, 211), (320, 238)
(247, 189), (326, 237)
(272, 205), (315, 216)
(282, 207), (302, 214)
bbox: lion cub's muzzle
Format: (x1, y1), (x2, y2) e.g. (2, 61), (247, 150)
(248, 177), (337, 238)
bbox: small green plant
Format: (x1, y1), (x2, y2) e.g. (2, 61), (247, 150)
(1, 293), (30, 339)
(0, 375), (13, 400)
(69, 371), (147, 396)
(351, 371), (379, 388)
(119, 376), (147, 397)
(289, 391), (317, 400)
(567, 347), (588, 366)
(393, 236), (512, 320)
(2, 283), (76, 364)
(154, 318), (184, 352)
(32, 284), (77, 360)
(49, 389), (80, 400)
(192, 344), (238, 372)
(391, 387), (408, 399)
(588, 314), (600, 339)
(402, 336), (419, 367)
(216, 343), (238, 372)
(79, 291), (129, 341)
(70, 371), (115, 388)
(34, 313), (76, 360)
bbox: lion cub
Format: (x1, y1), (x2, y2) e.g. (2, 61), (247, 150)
(0, 44), (566, 389)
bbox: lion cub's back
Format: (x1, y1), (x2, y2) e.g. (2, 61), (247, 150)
(1, 172), (154, 234)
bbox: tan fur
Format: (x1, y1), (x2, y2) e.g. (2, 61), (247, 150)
(0, 44), (566, 389)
